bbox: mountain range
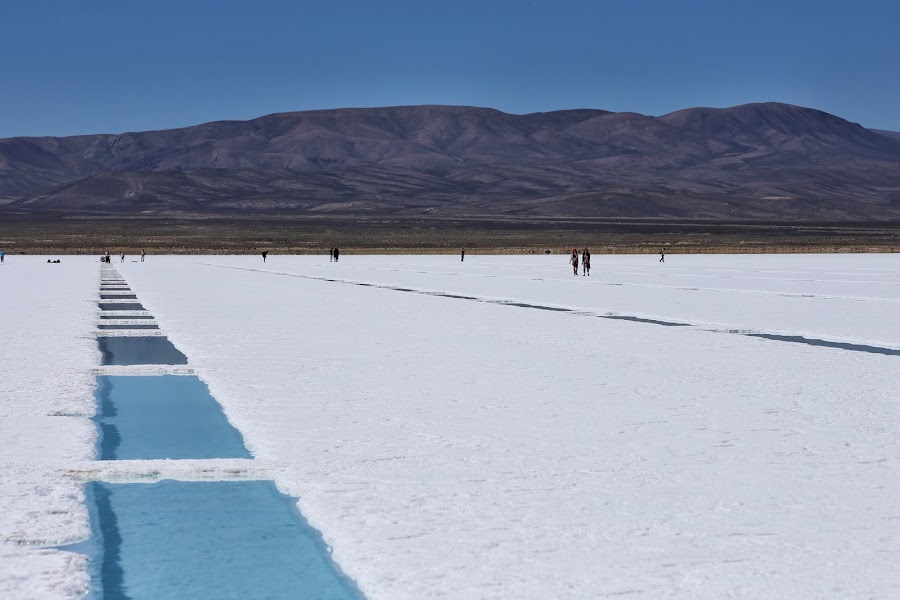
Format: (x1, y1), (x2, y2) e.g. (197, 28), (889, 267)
(2, 102), (900, 220)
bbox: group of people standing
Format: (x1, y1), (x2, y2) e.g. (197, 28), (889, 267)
(570, 248), (591, 276)
(329, 248), (340, 262)
(568, 247), (667, 274)
(100, 251), (122, 263)
(101, 250), (146, 263)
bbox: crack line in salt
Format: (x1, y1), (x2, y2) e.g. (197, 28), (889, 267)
(201, 263), (900, 357)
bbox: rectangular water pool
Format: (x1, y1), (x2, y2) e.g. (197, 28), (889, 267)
(94, 375), (251, 460)
(98, 337), (188, 365)
(99, 302), (146, 311)
(88, 480), (363, 600)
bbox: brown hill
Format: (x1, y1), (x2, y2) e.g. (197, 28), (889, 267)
(3, 103), (900, 220)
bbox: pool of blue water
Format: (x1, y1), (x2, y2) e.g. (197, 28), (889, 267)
(98, 337), (188, 365)
(94, 375), (251, 460)
(100, 303), (146, 311)
(100, 314), (154, 319)
(89, 480), (362, 600)
(97, 324), (160, 330)
(100, 294), (138, 300)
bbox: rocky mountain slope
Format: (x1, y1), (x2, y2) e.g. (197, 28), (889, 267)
(3, 103), (900, 219)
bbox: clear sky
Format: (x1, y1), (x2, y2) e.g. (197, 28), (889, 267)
(1, 0), (898, 138)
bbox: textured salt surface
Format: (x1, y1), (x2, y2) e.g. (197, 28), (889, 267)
(112, 255), (900, 599)
(5, 254), (900, 599)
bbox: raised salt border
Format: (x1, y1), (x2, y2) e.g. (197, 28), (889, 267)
(2, 254), (900, 598)
(0, 257), (97, 599)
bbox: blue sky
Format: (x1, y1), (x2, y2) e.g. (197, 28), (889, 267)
(1, 0), (898, 137)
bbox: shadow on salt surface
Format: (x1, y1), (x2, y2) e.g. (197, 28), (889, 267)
(745, 333), (900, 357)
(98, 337), (188, 366)
(94, 375), (251, 460)
(87, 480), (363, 600)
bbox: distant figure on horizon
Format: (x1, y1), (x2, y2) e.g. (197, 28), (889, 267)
(262, 251), (268, 263)
(120, 253), (125, 263)
(660, 248), (665, 263)
(461, 248), (465, 262)
(0, 249), (5, 263)
(570, 248), (579, 276)
(582, 248), (591, 276)
(329, 248), (334, 262)
(141, 249), (145, 262)
(105, 251), (110, 264)
(333, 247), (340, 262)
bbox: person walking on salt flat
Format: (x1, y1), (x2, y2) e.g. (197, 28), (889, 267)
(0, 249), (4, 263)
(461, 248), (465, 262)
(333, 247), (340, 262)
(570, 248), (579, 275)
(141, 249), (145, 262)
(582, 248), (591, 276)
(659, 248), (665, 263)
(262, 251), (268, 263)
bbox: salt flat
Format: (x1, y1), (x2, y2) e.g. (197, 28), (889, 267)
(1, 254), (899, 598)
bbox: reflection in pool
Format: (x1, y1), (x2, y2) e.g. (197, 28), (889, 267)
(93, 375), (250, 460)
(98, 337), (188, 365)
(88, 480), (363, 600)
